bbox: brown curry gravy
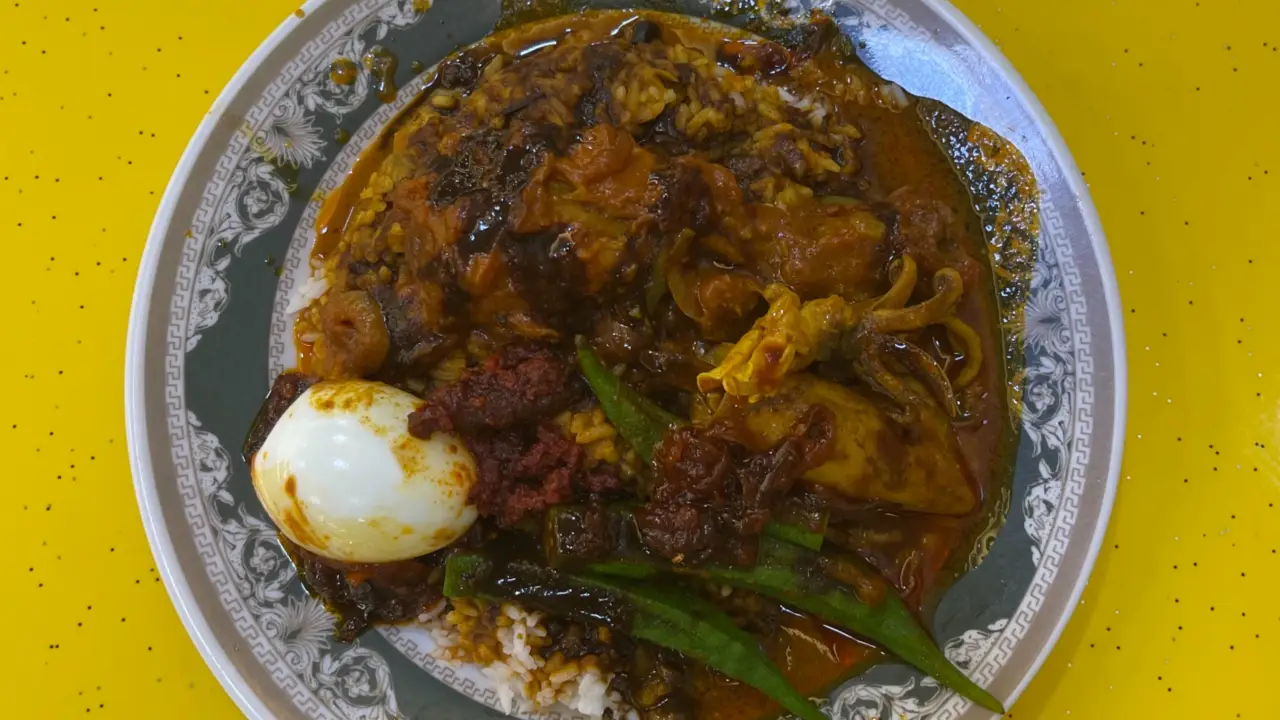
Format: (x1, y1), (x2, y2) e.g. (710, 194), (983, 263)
(298, 10), (1013, 719)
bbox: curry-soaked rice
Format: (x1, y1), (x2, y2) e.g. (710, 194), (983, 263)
(292, 10), (914, 376)
(556, 406), (623, 467)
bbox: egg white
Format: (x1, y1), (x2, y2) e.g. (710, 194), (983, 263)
(251, 380), (478, 563)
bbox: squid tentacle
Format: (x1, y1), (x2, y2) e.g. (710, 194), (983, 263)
(871, 255), (918, 311)
(886, 337), (960, 418)
(943, 316), (984, 388)
(864, 268), (962, 334)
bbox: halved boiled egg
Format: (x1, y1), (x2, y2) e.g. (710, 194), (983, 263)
(251, 380), (477, 563)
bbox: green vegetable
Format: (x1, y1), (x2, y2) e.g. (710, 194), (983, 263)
(575, 338), (681, 464)
(645, 228), (695, 314)
(707, 540), (1006, 714)
(579, 574), (827, 720)
(541, 505), (1001, 713)
(574, 341), (823, 549)
(640, 554), (1001, 712)
(443, 552), (826, 720)
(817, 195), (865, 206)
(763, 502), (829, 551)
(442, 552), (488, 598)
(761, 520), (822, 551)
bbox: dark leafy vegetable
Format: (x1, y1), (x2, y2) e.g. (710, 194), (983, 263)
(443, 551), (827, 720)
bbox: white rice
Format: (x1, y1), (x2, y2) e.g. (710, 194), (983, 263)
(285, 272), (329, 314)
(774, 84), (834, 131)
(423, 601), (633, 719)
(877, 81), (910, 111)
(807, 105), (827, 128)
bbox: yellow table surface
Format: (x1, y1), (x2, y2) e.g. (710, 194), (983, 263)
(1, 0), (1275, 717)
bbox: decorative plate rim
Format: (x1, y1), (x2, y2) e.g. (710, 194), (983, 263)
(124, 1), (1127, 718)
(920, 1), (1126, 705)
(916, 4), (1126, 702)
(126, 2), (334, 719)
